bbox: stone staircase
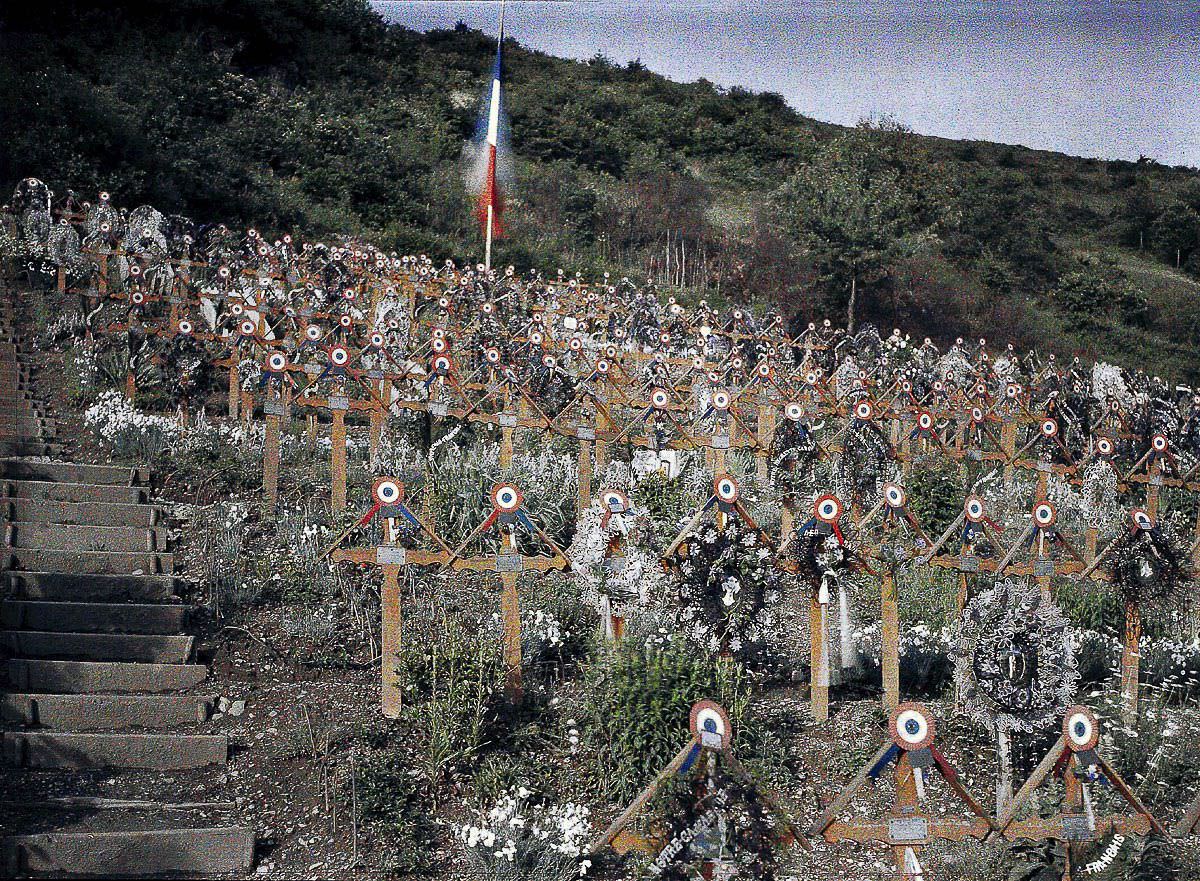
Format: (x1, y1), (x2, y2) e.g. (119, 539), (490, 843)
(0, 296), (255, 876)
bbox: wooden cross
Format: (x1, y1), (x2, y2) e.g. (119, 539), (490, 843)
(440, 482), (570, 702)
(325, 477), (452, 717)
(811, 702), (994, 881)
(998, 706), (1166, 881)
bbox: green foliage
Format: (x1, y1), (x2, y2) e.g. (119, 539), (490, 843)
(1051, 253), (1148, 327)
(1129, 835), (1177, 881)
(905, 458), (963, 539)
(354, 746), (439, 873)
(580, 640), (748, 802)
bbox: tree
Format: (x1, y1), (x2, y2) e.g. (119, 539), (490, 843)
(772, 131), (945, 332)
(1150, 200), (1200, 269)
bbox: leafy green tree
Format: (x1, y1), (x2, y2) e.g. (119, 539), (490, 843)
(1150, 200), (1200, 268)
(773, 129), (945, 331)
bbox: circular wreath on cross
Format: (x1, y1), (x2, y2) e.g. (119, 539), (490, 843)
(672, 518), (783, 673)
(1106, 520), (1186, 608)
(834, 418), (892, 504)
(650, 764), (780, 881)
(955, 578), (1079, 735)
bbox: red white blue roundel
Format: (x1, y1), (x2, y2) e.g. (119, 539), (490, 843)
(1063, 705), (1099, 752)
(785, 402), (804, 421)
(266, 351), (288, 372)
(596, 359), (610, 375)
(369, 331), (385, 348)
(239, 319), (256, 337)
(339, 314), (352, 329)
(569, 337), (582, 352)
(601, 489), (629, 514)
(650, 388), (670, 409)
(432, 354), (452, 374)
(714, 474), (739, 504)
(690, 700), (733, 746)
(305, 324), (322, 342)
(964, 495), (986, 523)
(854, 401), (873, 421)
(329, 346), (350, 367)
(485, 347), (501, 364)
(1130, 508), (1154, 532)
(431, 337), (447, 353)
(1033, 501), (1056, 528)
(1151, 433), (1168, 452)
(891, 702), (936, 751)
(343, 288), (356, 301)
(177, 319), (194, 336)
(1095, 436), (1114, 457)
(756, 362), (771, 378)
(712, 390), (731, 411)
(491, 483), (522, 512)
(372, 477), (402, 506)
(805, 371), (819, 386)
(884, 482), (906, 508)
(530, 331), (544, 346)
(814, 494), (842, 524)
(1041, 418), (1059, 438)
(542, 354), (557, 369)
(917, 411), (934, 431)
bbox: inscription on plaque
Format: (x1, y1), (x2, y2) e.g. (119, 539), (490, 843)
(1033, 558), (1055, 577)
(376, 546), (407, 565)
(888, 817), (929, 844)
(603, 556), (627, 574)
(495, 554), (524, 572)
(712, 434), (730, 450)
(367, 369), (383, 380)
(960, 555), (980, 573)
(328, 395), (350, 411)
(1061, 815), (1094, 841)
(263, 399), (287, 417)
(430, 402), (449, 418)
(498, 413), (518, 428)
(576, 426), (595, 440)
(1036, 461), (1053, 473)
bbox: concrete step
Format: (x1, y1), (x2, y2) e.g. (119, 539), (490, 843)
(0, 441), (62, 458)
(1, 631), (194, 663)
(3, 479), (148, 504)
(5, 659), (208, 694)
(5, 522), (167, 552)
(4, 571), (181, 602)
(2, 546), (173, 575)
(3, 732), (228, 769)
(0, 460), (148, 486)
(1, 600), (188, 634)
(1, 693), (213, 730)
(1, 827), (256, 877)
(1, 496), (158, 527)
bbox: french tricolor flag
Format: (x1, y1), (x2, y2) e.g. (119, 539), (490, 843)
(478, 13), (506, 264)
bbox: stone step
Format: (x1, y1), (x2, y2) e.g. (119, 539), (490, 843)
(1, 496), (158, 527)
(3, 732), (228, 769)
(1, 600), (188, 634)
(1, 693), (213, 730)
(1, 827), (255, 877)
(2, 546), (173, 575)
(0, 460), (149, 486)
(0, 631), (194, 663)
(5, 659), (208, 694)
(4, 571), (181, 603)
(3, 479), (148, 504)
(0, 442), (63, 459)
(5, 521), (167, 552)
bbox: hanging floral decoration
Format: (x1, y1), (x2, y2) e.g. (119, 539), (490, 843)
(1104, 511), (1187, 609)
(568, 495), (667, 621)
(955, 578), (1079, 735)
(670, 518), (783, 672)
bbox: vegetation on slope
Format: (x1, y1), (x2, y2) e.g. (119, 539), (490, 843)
(2, 0), (1199, 376)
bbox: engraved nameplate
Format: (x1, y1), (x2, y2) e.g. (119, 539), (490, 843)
(700, 731), (724, 749)
(1149, 474), (1164, 486)
(263, 399), (287, 417)
(888, 817), (929, 844)
(959, 555), (980, 572)
(712, 434), (730, 450)
(1033, 558), (1055, 577)
(305, 362), (322, 376)
(328, 395), (349, 411)
(498, 413), (518, 428)
(1037, 461), (1053, 473)
(495, 554), (523, 572)
(576, 426), (595, 440)
(430, 402), (448, 418)
(367, 369), (383, 380)
(1061, 815), (1094, 841)
(603, 556), (627, 573)
(376, 546), (407, 565)
(967, 449), (982, 461)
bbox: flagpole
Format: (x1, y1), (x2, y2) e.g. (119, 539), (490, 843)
(484, 0), (505, 273)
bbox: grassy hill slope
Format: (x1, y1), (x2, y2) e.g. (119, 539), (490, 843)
(2, 0), (1198, 377)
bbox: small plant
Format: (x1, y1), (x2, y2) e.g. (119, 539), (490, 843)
(456, 786), (592, 881)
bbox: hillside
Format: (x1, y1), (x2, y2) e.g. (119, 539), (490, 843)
(2, 0), (1198, 377)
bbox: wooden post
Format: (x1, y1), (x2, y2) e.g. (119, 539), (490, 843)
(330, 405), (348, 515)
(368, 377), (388, 467)
(1120, 597), (1141, 725)
(577, 440), (593, 513)
(881, 570), (900, 711)
(810, 589), (829, 722)
(263, 408), (281, 511)
(500, 527), (523, 702)
(227, 360), (240, 419)
(894, 752), (921, 881)
(381, 563), (403, 718)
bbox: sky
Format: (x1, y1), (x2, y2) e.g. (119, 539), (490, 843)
(374, 0), (1200, 167)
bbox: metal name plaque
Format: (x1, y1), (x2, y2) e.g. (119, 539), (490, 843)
(960, 555), (980, 572)
(376, 546), (406, 565)
(576, 426), (595, 440)
(888, 817), (929, 844)
(712, 434), (730, 449)
(1149, 474), (1164, 486)
(1037, 461), (1053, 473)
(1033, 558), (1055, 577)
(328, 395), (350, 411)
(498, 413), (518, 428)
(1061, 815), (1095, 841)
(300, 307), (313, 317)
(603, 556), (627, 573)
(367, 369), (383, 380)
(495, 554), (523, 572)
(700, 731), (724, 749)
(967, 449), (983, 461)
(263, 399), (287, 417)
(430, 402), (448, 418)
(305, 362), (322, 376)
